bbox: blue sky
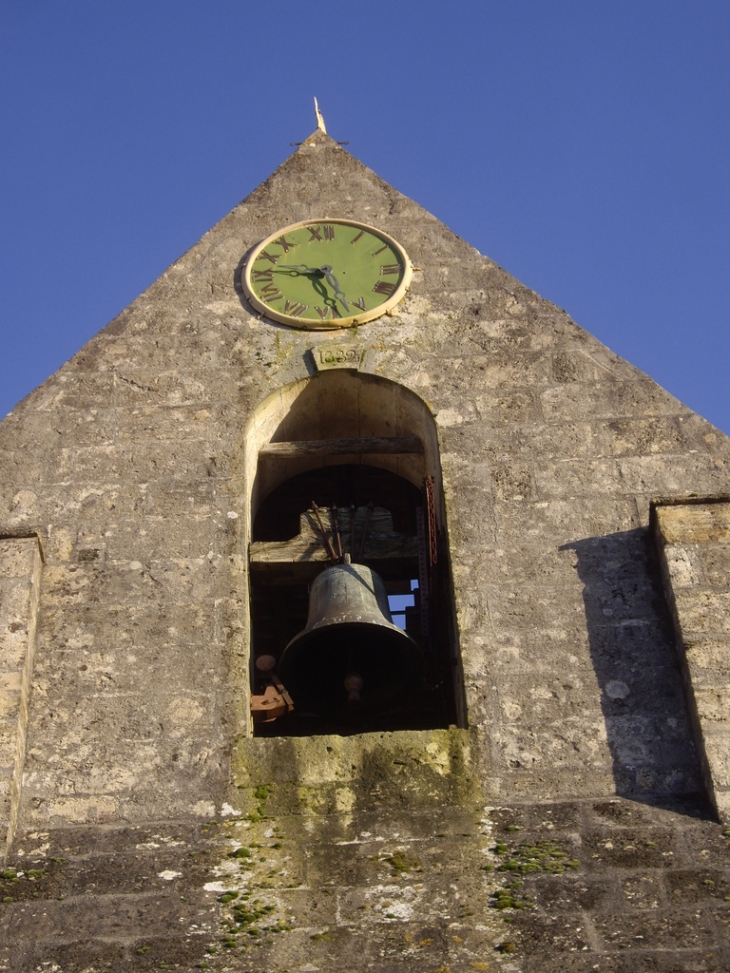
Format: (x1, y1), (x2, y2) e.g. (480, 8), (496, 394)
(1, 1), (728, 433)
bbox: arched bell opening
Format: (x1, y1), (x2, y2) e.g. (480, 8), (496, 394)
(244, 371), (465, 737)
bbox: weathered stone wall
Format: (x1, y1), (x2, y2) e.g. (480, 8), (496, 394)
(0, 131), (728, 969)
(3, 786), (730, 972)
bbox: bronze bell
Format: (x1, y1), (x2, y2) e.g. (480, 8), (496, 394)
(279, 562), (424, 719)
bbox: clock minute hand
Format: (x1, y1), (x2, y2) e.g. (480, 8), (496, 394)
(320, 265), (350, 313)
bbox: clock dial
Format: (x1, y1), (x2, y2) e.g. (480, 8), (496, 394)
(242, 219), (412, 329)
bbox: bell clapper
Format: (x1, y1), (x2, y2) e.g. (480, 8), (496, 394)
(344, 671), (364, 703)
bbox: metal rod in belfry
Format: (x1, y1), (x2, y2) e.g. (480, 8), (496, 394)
(311, 501), (338, 562)
(332, 504), (344, 562)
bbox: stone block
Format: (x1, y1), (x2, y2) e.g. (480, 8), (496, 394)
(491, 463), (536, 501)
(10, 939), (125, 973)
(496, 496), (640, 542)
(0, 576), (31, 618)
(714, 789), (730, 824)
(655, 503), (730, 545)
(0, 670), (22, 692)
(694, 687), (730, 722)
(56, 441), (214, 483)
(523, 801), (583, 832)
(490, 717), (613, 778)
(33, 643), (224, 698)
(592, 909), (713, 950)
(11, 821), (207, 860)
(698, 722), (730, 790)
(1, 405), (116, 451)
(36, 602), (212, 652)
(678, 814), (730, 865)
(665, 869), (730, 905)
(0, 541), (37, 578)
(684, 644), (730, 683)
(540, 379), (686, 422)
(41, 557), (226, 610)
(36, 372), (116, 411)
(490, 419), (598, 463)
(3, 892), (217, 947)
(102, 515), (215, 561)
(619, 872), (666, 911)
(0, 720), (19, 767)
(524, 874), (616, 912)
(583, 620), (671, 669)
(662, 544), (703, 587)
(582, 828), (679, 868)
(474, 386), (542, 424)
(600, 416), (686, 458)
(621, 453), (729, 496)
(534, 457), (623, 498)
(697, 543), (730, 588)
(112, 369), (214, 408)
(673, 590), (730, 635)
(114, 404), (216, 443)
(510, 913), (592, 953)
(0, 689), (22, 721)
(494, 670), (604, 723)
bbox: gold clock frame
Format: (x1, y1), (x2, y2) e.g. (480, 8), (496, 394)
(241, 218), (413, 330)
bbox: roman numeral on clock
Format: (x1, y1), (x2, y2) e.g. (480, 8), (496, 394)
(259, 249), (280, 265)
(372, 280), (396, 296)
(284, 300), (308, 317)
(315, 305), (341, 320)
(251, 269), (274, 282)
(307, 224), (335, 242)
(260, 284), (284, 301)
(372, 244), (389, 256)
(273, 235), (296, 252)
(380, 264), (400, 276)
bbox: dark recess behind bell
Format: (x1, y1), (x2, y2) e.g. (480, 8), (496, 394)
(253, 464), (421, 541)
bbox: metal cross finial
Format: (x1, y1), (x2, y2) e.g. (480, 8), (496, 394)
(314, 97), (327, 134)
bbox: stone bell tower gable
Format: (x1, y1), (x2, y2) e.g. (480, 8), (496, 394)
(0, 130), (728, 830)
(1, 130), (729, 970)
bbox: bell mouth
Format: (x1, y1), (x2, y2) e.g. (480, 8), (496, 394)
(279, 619), (424, 719)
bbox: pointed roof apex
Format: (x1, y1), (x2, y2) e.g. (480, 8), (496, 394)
(300, 128), (338, 147)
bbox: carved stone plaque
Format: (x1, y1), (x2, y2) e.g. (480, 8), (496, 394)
(310, 343), (365, 371)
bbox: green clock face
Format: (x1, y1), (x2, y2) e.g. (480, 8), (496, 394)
(242, 219), (412, 329)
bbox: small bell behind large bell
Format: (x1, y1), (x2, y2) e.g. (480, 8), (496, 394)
(279, 563), (424, 719)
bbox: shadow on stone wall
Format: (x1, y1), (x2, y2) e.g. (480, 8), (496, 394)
(562, 528), (711, 817)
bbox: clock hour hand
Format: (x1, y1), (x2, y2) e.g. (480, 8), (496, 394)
(319, 265), (350, 313)
(275, 263), (324, 276)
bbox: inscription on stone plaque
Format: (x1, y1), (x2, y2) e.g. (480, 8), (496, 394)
(311, 343), (365, 371)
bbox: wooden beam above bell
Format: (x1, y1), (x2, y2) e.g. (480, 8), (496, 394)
(259, 436), (423, 458)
